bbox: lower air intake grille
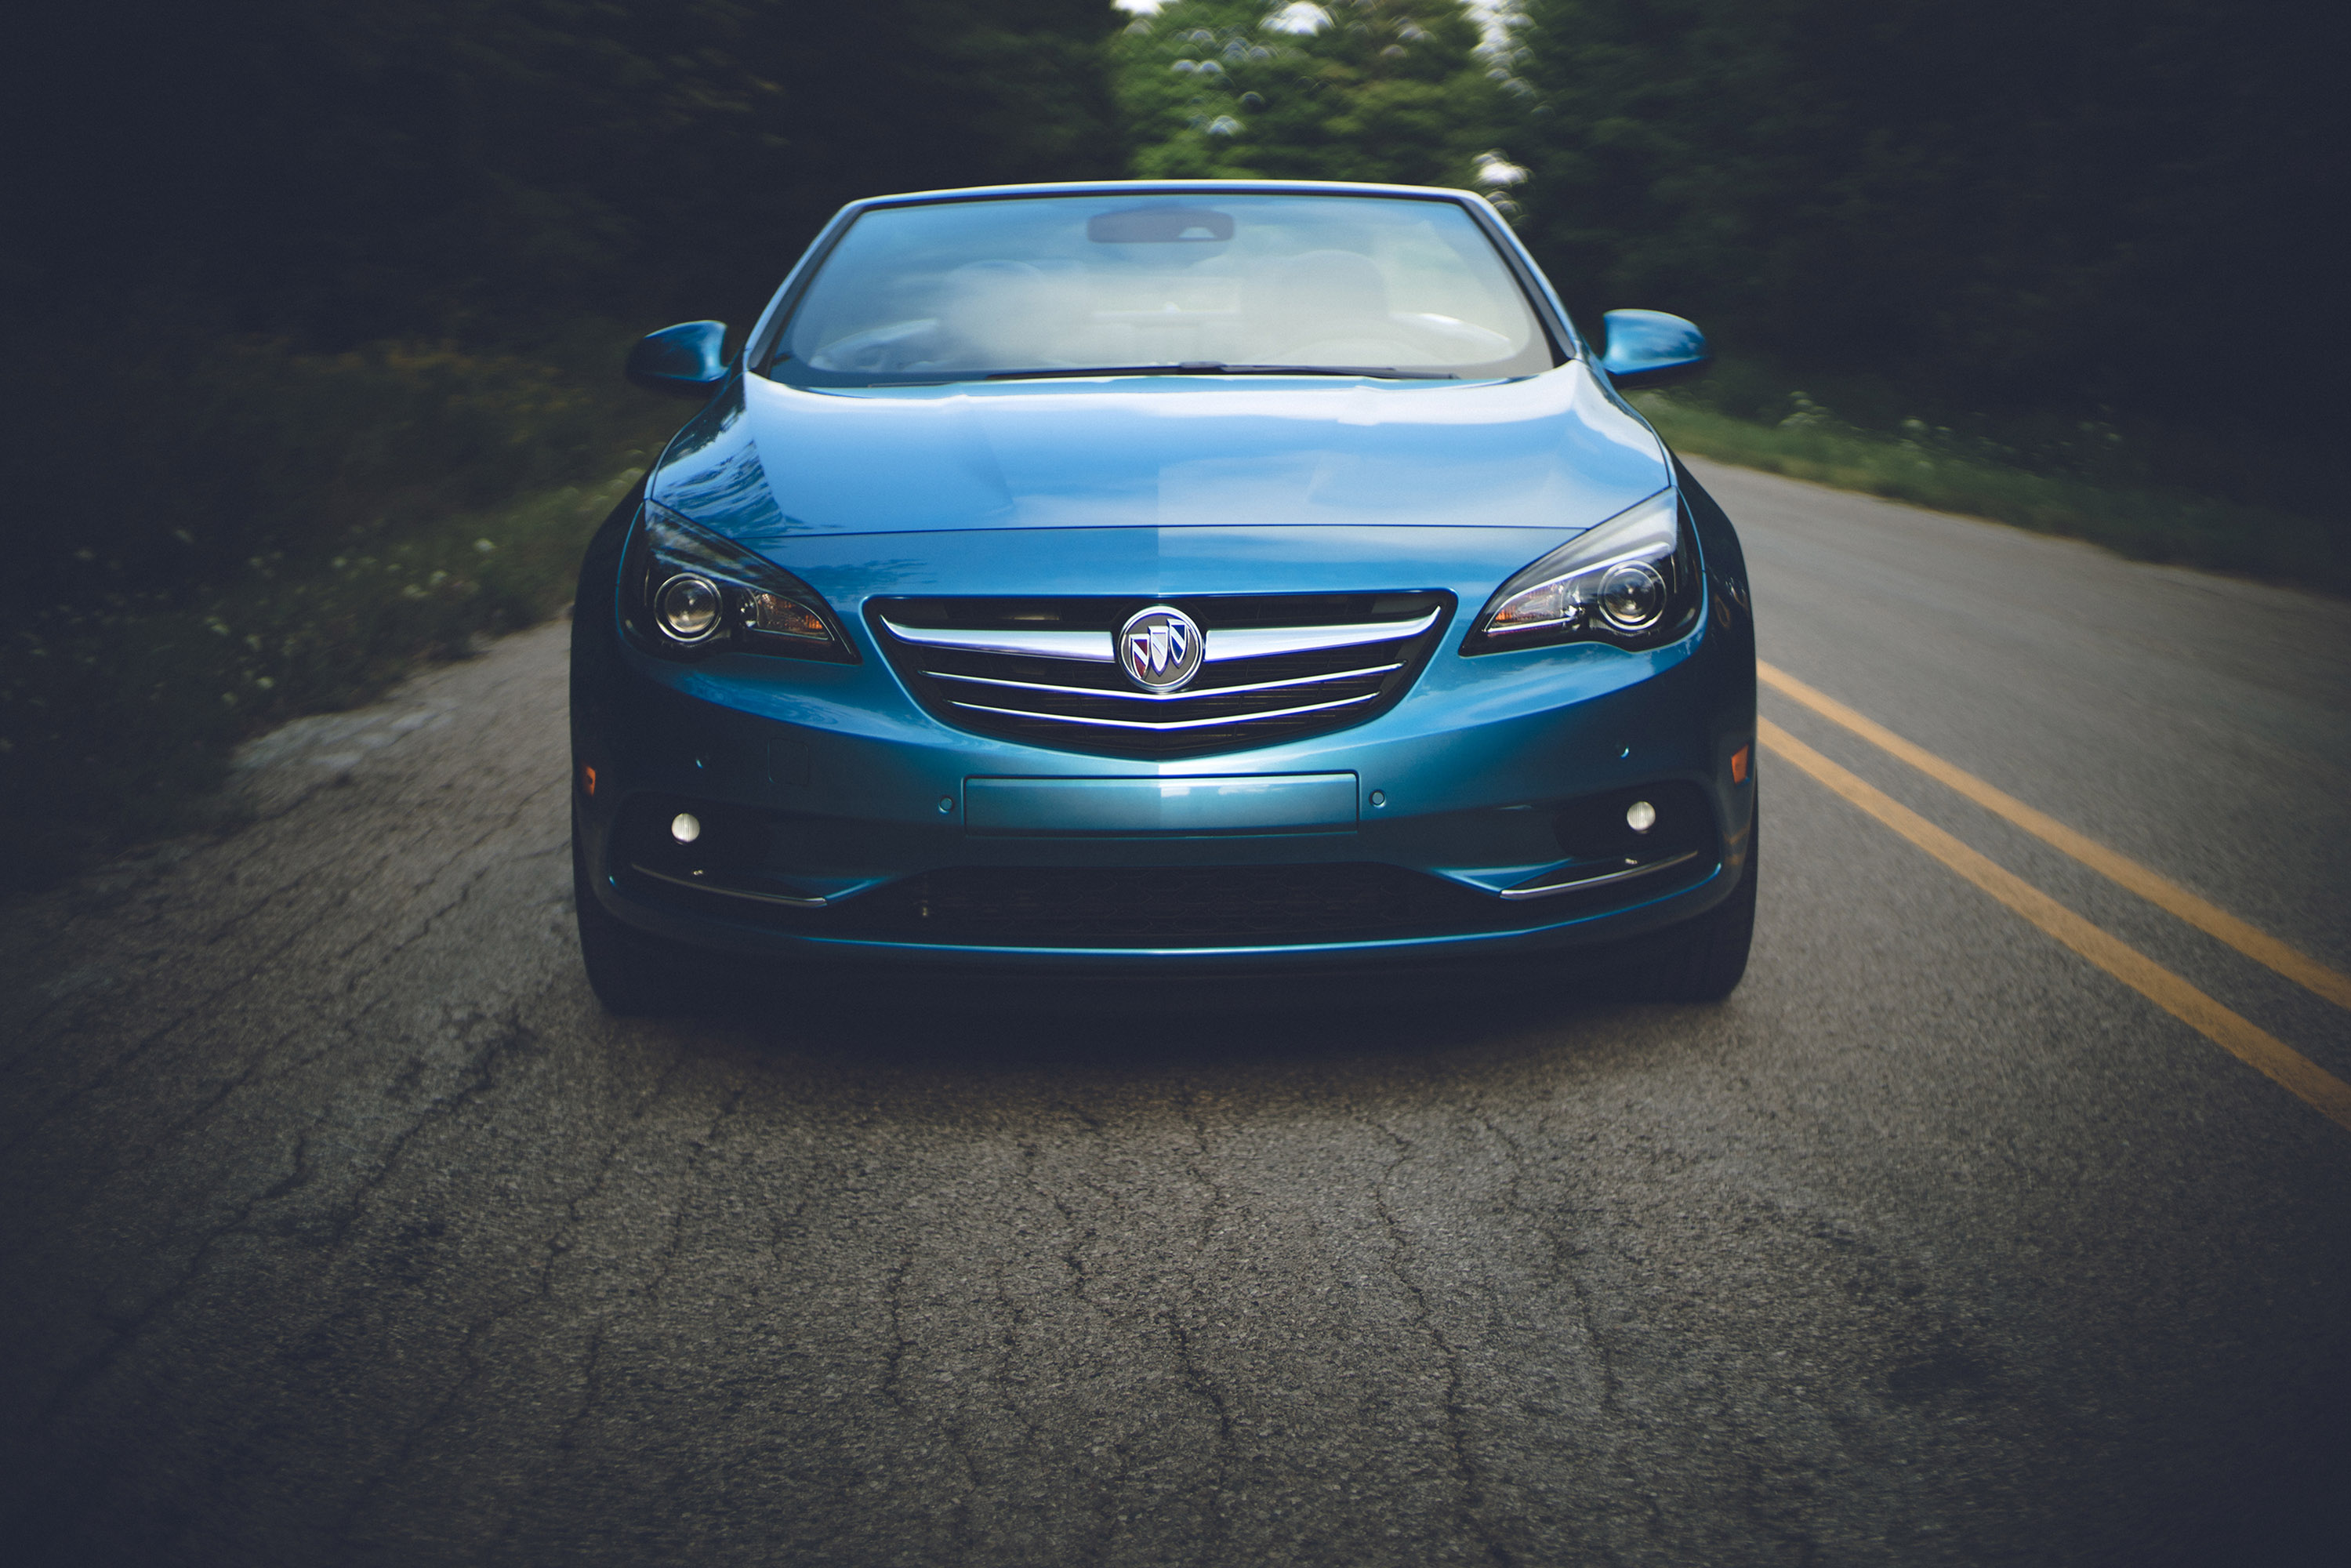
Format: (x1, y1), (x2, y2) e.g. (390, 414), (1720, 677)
(630, 853), (1719, 949)
(851, 863), (1511, 946)
(869, 592), (1452, 758)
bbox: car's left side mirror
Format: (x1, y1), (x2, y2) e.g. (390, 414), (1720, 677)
(1599, 310), (1711, 390)
(626, 321), (729, 398)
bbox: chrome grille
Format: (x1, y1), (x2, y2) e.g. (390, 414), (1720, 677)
(869, 593), (1453, 757)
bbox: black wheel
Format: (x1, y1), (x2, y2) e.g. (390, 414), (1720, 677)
(573, 821), (686, 1016)
(1625, 804), (1758, 1003)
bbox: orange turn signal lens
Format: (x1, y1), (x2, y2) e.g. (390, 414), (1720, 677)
(581, 764), (597, 797)
(1730, 745), (1750, 784)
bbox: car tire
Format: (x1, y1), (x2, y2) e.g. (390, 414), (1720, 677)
(1625, 803), (1757, 1003)
(573, 820), (686, 1016)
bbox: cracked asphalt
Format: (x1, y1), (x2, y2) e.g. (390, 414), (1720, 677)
(5, 460), (2349, 1566)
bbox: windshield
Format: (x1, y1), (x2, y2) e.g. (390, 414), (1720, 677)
(771, 193), (1558, 383)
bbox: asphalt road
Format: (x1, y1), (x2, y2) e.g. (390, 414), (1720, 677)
(5, 458), (2348, 1566)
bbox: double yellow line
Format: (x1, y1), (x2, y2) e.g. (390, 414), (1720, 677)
(1758, 661), (2351, 1133)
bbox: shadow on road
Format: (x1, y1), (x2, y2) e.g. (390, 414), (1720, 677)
(647, 946), (1708, 1082)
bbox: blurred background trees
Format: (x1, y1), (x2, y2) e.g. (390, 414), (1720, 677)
(0, 0), (2337, 885)
(9, 0), (2334, 572)
(0, 0), (1127, 884)
(1503, 0), (2344, 506)
(15, 0), (1126, 351)
(5, 0), (1126, 596)
(1113, 1), (1504, 189)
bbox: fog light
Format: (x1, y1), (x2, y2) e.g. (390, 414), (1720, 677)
(1625, 800), (1656, 833)
(670, 812), (702, 844)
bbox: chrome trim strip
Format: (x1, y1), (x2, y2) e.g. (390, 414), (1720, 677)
(950, 691), (1379, 732)
(1203, 610), (1439, 662)
(629, 862), (829, 909)
(1497, 849), (1701, 902)
(929, 662), (1402, 702)
(879, 620), (1114, 662)
(878, 608), (1439, 664)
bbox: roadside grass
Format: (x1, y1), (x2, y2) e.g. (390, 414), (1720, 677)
(0, 466), (647, 893)
(1632, 390), (2345, 591)
(0, 319), (688, 893)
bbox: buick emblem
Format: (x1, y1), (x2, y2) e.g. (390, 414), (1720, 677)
(1119, 604), (1204, 691)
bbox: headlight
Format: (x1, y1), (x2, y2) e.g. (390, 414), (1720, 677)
(1463, 488), (1700, 654)
(621, 502), (856, 662)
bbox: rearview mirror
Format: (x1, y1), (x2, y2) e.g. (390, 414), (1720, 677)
(626, 321), (729, 398)
(1599, 310), (1711, 390)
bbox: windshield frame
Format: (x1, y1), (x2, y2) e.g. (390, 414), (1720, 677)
(748, 183), (1576, 389)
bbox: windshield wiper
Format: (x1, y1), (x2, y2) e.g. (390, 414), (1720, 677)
(985, 362), (1458, 382)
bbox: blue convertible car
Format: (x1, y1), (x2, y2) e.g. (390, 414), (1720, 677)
(570, 181), (1755, 1012)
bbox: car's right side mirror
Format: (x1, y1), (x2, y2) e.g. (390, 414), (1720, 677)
(1599, 310), (1711, 390)
(626, 321), (730, 398)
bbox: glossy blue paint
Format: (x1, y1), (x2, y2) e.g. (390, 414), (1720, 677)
(652, 365), (1667, 545)
(1600, 309), (1712, 390)
(574, 181), (1754, 972)
(966, 774), (1359, 835)
(625, 321), (728, 398)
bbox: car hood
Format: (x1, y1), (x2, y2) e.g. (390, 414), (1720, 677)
(646, 364), (1668, 551)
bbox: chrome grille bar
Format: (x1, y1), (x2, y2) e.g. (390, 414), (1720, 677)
(952, 691), (1380, 731)
(629, 862), (829, 908)
(1201, 610), (1439, 661)
(1498, 850), (1700, 901)
(872, 592), (1451, 757)
(878, 622), (1112, 661)
(929, 662), (1402, 702)
(877, 608), (1439, 664)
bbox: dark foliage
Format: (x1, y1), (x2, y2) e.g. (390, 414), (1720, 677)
(2, 0), (2338, 890)
(5, 0), (1123, 597)
(0, 0), (1125, 888)
(13, 1), (1126, 347)
(1115, 0), (1504, 188)
(1507, 0), (2346, 507)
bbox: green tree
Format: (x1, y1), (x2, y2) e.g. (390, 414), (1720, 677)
(1115, 0), (1504, 190)
(3, 0), (1131, 592)
(1504, 0), (2345, 452)
(0, 0), (1134, 887)
(11, 1), (1128, 350)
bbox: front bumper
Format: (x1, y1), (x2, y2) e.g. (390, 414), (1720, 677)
(571, 572), (1755, 972)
